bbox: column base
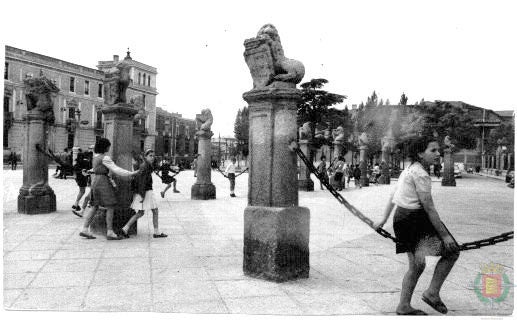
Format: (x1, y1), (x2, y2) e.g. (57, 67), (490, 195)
(191, 183), (216, 200)
(90, 208), (137, 236)
(298, 178), (314, 191)
(243, 206), (310, 282)
(441, 177), (456, 187)
(18, 191), (56, 214)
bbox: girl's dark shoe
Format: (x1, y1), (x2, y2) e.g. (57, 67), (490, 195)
(72, 205), (80, 211)
(79, 232), (96, 239)
(153, 233), (168, 238)
(119, 229), (130, 238)
(72, 210), (83, 218)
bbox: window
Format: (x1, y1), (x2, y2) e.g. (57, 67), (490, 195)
(143, 73), (146, 86)
(84, 80), (89, 95)
(68, 107), (75, 119)
(98, 84), (103, 98)
(142, 94), (146, 107)
(138, 72), (141, 85)
(4, 62), (8, 80)
(148, 75), (151, 86)
(69, 77), (75, 92)
(175, 124), (180, 137)
(185, 126), (190, 138)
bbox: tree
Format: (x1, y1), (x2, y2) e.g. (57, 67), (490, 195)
(297, 78), (346, 132)
(401, 101), (479, 150)
(366, 90), (378, 107)
(379, 98), (384, 106)
(385, 98), (390, 105)
(399, 93), (408, 105)
(234, 106), (249, 160)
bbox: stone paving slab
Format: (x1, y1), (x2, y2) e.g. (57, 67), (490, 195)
(2, 169), (514, 315)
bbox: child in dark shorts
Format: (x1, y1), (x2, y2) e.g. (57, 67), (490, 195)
(373, 136), (460, 315)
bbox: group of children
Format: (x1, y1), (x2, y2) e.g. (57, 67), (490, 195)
(70, 136), (460, 314)
(317, 155), (362, 190)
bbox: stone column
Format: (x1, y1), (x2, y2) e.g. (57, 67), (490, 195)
(243, 87), (310, 282)
(18, 76), (59, 214)
(90, 104), (138, 235)
(242, 25), (309, 282)
(191, 129), (216, 200)
(18, 110), (57, 214)
(329, 141), (343, 189)
(441, 148), (456, 186)
(298, 139), (314, 191)
(359, 145), (369, 187)
(378, 136), (394, 185)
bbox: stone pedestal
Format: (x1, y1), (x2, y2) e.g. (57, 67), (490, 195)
(18, 110), (56, 214)
(359, 145), (369, 187)
(298, 140), (314, 191)
(90, 104), (138, 235)
(243, 87), (310, 282)
(329, 142), (343, 189)
(441, 148), (456, 187)
(191, 130), (216, 200)
(378, 160), (390, 184)
(378, 147), (391, 184)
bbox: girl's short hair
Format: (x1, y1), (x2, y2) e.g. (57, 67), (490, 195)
(402, 135), (437, 163)
(94, 138), (111, 154)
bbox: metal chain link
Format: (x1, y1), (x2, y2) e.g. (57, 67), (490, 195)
(291, 143), (513, 251)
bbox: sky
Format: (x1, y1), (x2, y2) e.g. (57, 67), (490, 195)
(1, 0), (516, 137)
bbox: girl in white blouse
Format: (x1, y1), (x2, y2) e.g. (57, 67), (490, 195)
(374, 136), (460, 315)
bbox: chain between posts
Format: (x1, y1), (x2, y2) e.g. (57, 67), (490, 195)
(215, 166), (248, 179)
(289, 141), (513, 251)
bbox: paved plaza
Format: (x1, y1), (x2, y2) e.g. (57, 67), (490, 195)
(3, 168), (514, 315)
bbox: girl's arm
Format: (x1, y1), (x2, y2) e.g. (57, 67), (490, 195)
(373, 191), (395, 229)
(102, 156), (138, 177)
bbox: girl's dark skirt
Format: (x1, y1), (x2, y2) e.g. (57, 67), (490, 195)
(393, 206), (454, 256)
(161, 175), (175, 185)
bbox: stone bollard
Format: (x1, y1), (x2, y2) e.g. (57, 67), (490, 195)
(297, 139), (314, 191)
(242, 24), (310, 282)
(329, 141), (343, 189)
(191, 108), (216, 200)
(359, 145), (369, 187)
(18, 77), (59, 214)
(441, 148), (456, 186)
(90, 104), (138, 235)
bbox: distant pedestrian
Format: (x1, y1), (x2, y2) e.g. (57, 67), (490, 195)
(158, 158), (180, 198)
(353, 164), (361, 188)
(316, 155), (329, 190)
(72, 150), (89, 217)
(333, 156), (345, 191)
(121, 149), (167, 239)
(345, 163), (352, 187)
(78, 138), (140, 240)
(373, 136), (460, 315)
(373, 163), (381, 184)
(9, 151), (18, 170)
(192, 155), (199, 177)
(58, 148), (69, 179)
(225, 157), (237, 197)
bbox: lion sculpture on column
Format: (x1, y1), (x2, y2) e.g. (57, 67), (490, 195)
(196, 108), (213, 133)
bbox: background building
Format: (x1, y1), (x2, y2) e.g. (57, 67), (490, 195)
(3, 46), (158, 158)
(155, 106), (197, 165)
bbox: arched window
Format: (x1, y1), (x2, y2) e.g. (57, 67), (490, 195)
(138, 73), (141, 85)
(148, 75), (151, 86)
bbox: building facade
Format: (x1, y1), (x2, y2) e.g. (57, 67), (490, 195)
(155, 106), (197, 165)
(3, 46), (158, 157)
